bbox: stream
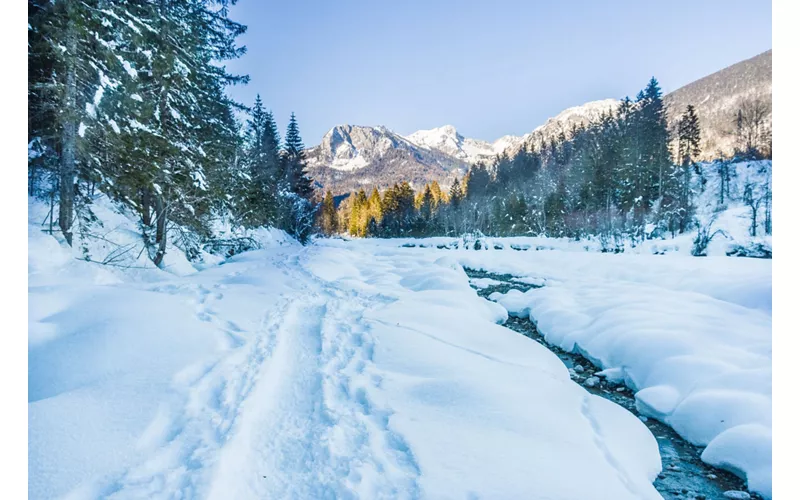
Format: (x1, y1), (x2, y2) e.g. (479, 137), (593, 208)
(464, 268), (760, 500)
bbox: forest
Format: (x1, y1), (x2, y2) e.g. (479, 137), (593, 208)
(28, 0), (316, 268)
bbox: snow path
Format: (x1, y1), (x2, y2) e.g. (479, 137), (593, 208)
(30, 240), (664, 499)
(76, 252), (421, 500)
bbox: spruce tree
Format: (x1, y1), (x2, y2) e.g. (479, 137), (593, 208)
(282, 112), (314, 200)
(106, 0), (248, 265)
(242, 95), (280, 227)
(319, 190), (338, 235)
(367, 188), (384, 227)
(449, 178), (464, 208)
(28, 0), (139, 246)
(465, 163), (491, 199)
(280, 113), (316, 242)
(675, 105), (701, 233)
(420, 185), (435, 221)
(430, 180), (444, 206)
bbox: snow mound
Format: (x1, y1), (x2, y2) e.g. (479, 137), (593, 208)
(481, 250), (771, 498)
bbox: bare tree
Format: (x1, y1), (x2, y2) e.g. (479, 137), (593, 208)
(735, 97), (772, 159)
(742, 181), (762, 237)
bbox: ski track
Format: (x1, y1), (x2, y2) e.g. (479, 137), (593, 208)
(92, 250), (420, 500)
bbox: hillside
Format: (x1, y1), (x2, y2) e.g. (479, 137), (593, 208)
(664, 50), (772, 159)
(501, 99), (620, 158)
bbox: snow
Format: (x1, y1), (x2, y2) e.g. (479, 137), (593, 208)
(30, 215), (670, 499)
(29, 184), (772, 499)
(468, 277), (504, 288)
(404, 125), (523, 164)
(457, 247), (771, 498)
(330, 153), (368, 171)
(116, 55), (137, 78)
(531, 99), (620, 135)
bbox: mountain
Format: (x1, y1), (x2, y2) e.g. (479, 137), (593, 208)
(306, 98), (622, 195)
(501, 98), (620, 157)
(664, 49), (771, 159)
(405, 125), (523, 165)
(307, 51), (771, 195)
(305, 125), (470, 195)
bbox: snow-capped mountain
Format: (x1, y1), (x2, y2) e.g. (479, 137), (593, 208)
(503, 98), (620, 157)
(305, 102), (619, 195)
(305, 125), (470, 195)
(404, 125), (523, 165)
(306, 123), (525, 195)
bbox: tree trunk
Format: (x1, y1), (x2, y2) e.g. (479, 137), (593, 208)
(141, 189), (153, 227)
(29, 163), (36, 196)
(59, 13), (78, 246)
(153, 194), (167, 267)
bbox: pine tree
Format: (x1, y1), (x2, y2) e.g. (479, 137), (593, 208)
(465, 163), (491, 199)
(430, 180), (445, 205)
(367, 188), (384, 229)
(241, 95), (280, 227)
(449, 178), (464, 208)
(319, 190), (338, 235)
(28, 0), (139, 246)
(419, 185), (435, 221)
(675, 105), (702, 233)
(282, 112), (314, 199)
(280, 113), (316, 242)
(397, 182), (416, 233)
(106, 0), (248, 265)
(348, 189), (368, 236)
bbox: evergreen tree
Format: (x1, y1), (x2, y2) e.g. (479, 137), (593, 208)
(29, 0), (248, 263)
(280, 113), (316, 242)
(465, 163), (491, 199)
(348, 189), (368, 236)
(449, 178), (464, 208)
(241, 95), (280, 227)
(430, 180), (445, 206)
(419, 185), (435, 221)
(675, 105), (702, 233)
(282, 112), (314, 200)
(367, 188), (384, 230)
(110, 0), (247, 265)
(28, 0), (139, 246)
(319, 190), (338, 235)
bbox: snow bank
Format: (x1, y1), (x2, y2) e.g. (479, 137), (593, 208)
(29, 196), (301, 498)
(28, 195), (296, 278)
(468, 248), (772, 498)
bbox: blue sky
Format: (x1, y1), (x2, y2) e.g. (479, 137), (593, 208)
(226, 0), (771, 145)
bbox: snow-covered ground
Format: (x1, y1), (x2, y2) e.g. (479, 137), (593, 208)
(29, 194), (771, 499)
(31, 219), (665, 498)
(457, 246), (772, 498)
